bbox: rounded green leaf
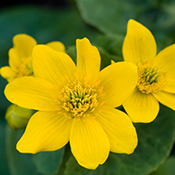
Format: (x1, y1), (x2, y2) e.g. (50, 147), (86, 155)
(150, 156), (175, 175)
(33, 149), (65, 175)
(76, 0), (137, 35)
(5, 126), (42, 175)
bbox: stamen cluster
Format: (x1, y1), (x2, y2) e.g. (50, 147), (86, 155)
(137, 63), (167, 94)
(60, 82), (99, 117)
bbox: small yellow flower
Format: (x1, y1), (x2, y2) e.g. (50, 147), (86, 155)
(0, 34), (65, 82)
(123, 19), (175, 123)
(5, 38), (138, 169)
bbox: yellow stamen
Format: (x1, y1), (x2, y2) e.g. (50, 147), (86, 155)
(137, 62), (167, 94)
(60, 81), (101, 117)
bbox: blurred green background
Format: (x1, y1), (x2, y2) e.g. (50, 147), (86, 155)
(1, 0), (175, 175)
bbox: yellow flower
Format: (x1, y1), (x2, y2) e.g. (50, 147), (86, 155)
(123, 19), (175, 123)
(5, 37), (138, 169)
(0, 34), (65, 82)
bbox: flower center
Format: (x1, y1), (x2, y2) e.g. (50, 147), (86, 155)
(17, 57), (33, 77)
(137, 62), (167, 94)
(60, 82), (99, 117)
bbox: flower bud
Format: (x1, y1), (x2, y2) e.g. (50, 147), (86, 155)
(5, 104), (34, 130)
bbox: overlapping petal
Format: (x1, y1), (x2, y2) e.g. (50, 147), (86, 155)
(94, 106), (137, 154)
(70, 115), (110, 169)
(0, 66), (17, 82)
(153, 91), (175, 111)
(123, 88), (159, 123)
(17, 111), (73, 153)
(47, 41), (66, 52)
(123, 19), (157, 64)
(13, 34), (37, 58)
(99, 61), (138, 107)
(32, 45), (76, 86)
(153, 44), (175, 93)
(76, 38), (100, 83)
(5, 76), (61, 111)
(9, 48), (21, 72)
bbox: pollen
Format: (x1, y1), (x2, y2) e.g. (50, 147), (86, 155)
(60, 82), (100, 117)
(137, 62), (167, 94)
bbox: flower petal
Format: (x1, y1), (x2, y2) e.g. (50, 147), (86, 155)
(47, 41), (66, 52)
(12, 34), (37, 58)
(70, 115), (110, 169)
(123, 88), (159, 123)
(32, 45), (76, 86)
(99, 61), (138, 107)
(153, 91), (175, 111)
(94, 106), (137, 154)
(17, 111), (73, 153)
(76, 38), (100, 83)
(5, 76), (61, 111)
(123, 19), (157, 64)
(164, 78), (175, 93)
(9, 48), (21, 72)
(153, 44), (175, 93)
(0, 66), (17, 82)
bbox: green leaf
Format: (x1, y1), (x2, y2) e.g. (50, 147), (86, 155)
(33, 148), (65, 175)
(57, 145), (72, 175)
(76, 0), (137, 35)
(0, 5), (99, 51)
(65, 105), (175, 175)
(5, 126), (42, 175)
(66, 45), (76, 64)
(150, 156), (175, 175)
(96, 34), (124, 57)
(0, 117), (10, 175)
(75, 0), (175, 53)
(98, 46), (123, 70)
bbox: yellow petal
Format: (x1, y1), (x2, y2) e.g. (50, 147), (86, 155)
(163, 77), (175, 93)
(32, 45), (76, 86)
(111, 60), (115, 64)
(153, 44), (175, 93)
(13, 34), (37, 58)
(123, 19), (157, 64)
(123, 88), (159, 123)
(5, 76), (61, 111)
(99, 61), (138, 107)
(47, 41), (66, 52)
(0, 66), (17, 82)
(17, 111), (73, 153)
(94, 106), (138, 154)
(153, 91), (175, 111)
(9, 48), (21, 72)
(70, 115), (110, 169)
(76, 38), (100, 83)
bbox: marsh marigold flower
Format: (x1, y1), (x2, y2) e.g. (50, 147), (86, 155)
(0, 34), (65, 82)
(5, 37), (138, 169)
(123, 19), (175, 123)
